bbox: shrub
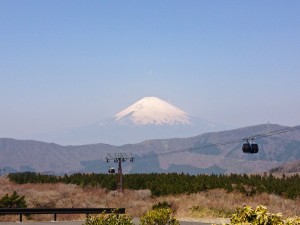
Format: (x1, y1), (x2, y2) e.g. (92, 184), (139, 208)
(0, 191), (27, 208)
(152, 201), (171, 210)
(140, 208), (179, 225)
(191, 205), (233, 218)
(230, 205), (300, 225)
(285, 217), (300, 225)
(84, 213), (133, 225)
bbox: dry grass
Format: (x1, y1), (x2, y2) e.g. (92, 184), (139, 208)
(0, 176), (299, 222)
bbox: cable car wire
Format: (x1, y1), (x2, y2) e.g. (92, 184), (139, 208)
(139, 125), (300, 158)
(248, 125), (300, 140)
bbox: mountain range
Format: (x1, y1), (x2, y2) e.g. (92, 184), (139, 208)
(30, 97), (227, 145)
(1, 123), (300, 175)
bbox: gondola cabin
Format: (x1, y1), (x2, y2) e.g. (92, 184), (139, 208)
(242, 142), (259, 154)
(251, 143), (259, 153)
(108, 167), (115, 174)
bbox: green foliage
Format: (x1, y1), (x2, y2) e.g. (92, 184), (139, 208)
(140, 208), (179, 225)
(0, 191), (27, 208)
(230, 205), (300, 225)
(7, 172), (300, 199)
(285, 216), (300, 225)
(229, 205), (300, 225)
(191, 205), (233, 218)
(84, 213), (133, 225)
(152, 201), (171, 210)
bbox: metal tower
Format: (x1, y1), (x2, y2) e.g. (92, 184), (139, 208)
(105, 153), (134, 193)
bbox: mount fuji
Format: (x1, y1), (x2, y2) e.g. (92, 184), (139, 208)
(32, 97), (228, 145)
(114, 97), (191, 126)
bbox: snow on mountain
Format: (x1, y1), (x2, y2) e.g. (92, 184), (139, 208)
(29, 96), (229, 145)
(114, 97), (191, 126)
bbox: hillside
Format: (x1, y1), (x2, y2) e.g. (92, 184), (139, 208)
(270, 160), (300, 173)
(0, 124), (300, 174)
(0, 176), (299, 221)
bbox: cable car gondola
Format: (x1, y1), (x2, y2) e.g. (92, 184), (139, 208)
(242, 139), (259, 154)
(108, 166), (115, 174)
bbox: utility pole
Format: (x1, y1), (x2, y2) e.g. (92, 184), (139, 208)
(105, 153), (134, 193)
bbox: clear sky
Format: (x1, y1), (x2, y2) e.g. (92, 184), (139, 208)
(1, 0), (300, 138)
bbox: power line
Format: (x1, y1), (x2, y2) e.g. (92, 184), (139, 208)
(249, 125), (300, 140)
(141, 125), (300, 158)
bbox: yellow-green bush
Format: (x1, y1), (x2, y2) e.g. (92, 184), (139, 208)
(140, 208), (179, 225)
(84, 213), (133, 225)
(285, 217), (300, 225)
(152, 201), (171, 210)
(230, 205), (300, 225)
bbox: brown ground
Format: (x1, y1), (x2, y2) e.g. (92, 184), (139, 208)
(0, 176), (299, 222)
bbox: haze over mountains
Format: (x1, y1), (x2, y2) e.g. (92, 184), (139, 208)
(1, 124), (300, 175)
(2, 97), (299, 175)
(32, 97), (227, 145)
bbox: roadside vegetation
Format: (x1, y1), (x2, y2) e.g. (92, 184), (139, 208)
(0, 191), (27, 208)
(229, 205), (300, 225)
(0, 174), (299, 222)
(83, 204), (300, 225)
(83, 205), (300, 225)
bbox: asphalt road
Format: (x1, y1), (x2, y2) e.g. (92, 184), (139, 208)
(0, 220), (212, 225)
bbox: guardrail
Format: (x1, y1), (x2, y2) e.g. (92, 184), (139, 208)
(0, 208), (125, 222)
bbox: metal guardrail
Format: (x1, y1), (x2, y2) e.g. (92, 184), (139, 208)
(0, 208), (126, 222)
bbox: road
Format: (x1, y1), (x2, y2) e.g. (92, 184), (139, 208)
(0, 220), (213, 225)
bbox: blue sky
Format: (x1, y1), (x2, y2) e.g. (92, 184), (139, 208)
(1, 1), (300, 138)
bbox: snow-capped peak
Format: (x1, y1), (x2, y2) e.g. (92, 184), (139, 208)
(114, 97), (191, 126)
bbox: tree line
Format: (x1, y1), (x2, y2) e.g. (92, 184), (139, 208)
(7, 172), (300, 199)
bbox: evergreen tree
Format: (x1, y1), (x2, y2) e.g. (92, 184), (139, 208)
(0, 191), (27, 208)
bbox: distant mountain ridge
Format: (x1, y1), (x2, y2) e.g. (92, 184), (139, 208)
(1, 124), (300, 175)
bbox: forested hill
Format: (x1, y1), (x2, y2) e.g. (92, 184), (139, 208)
(8, 172), (300, 199)
(1, 123), (300, 174)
